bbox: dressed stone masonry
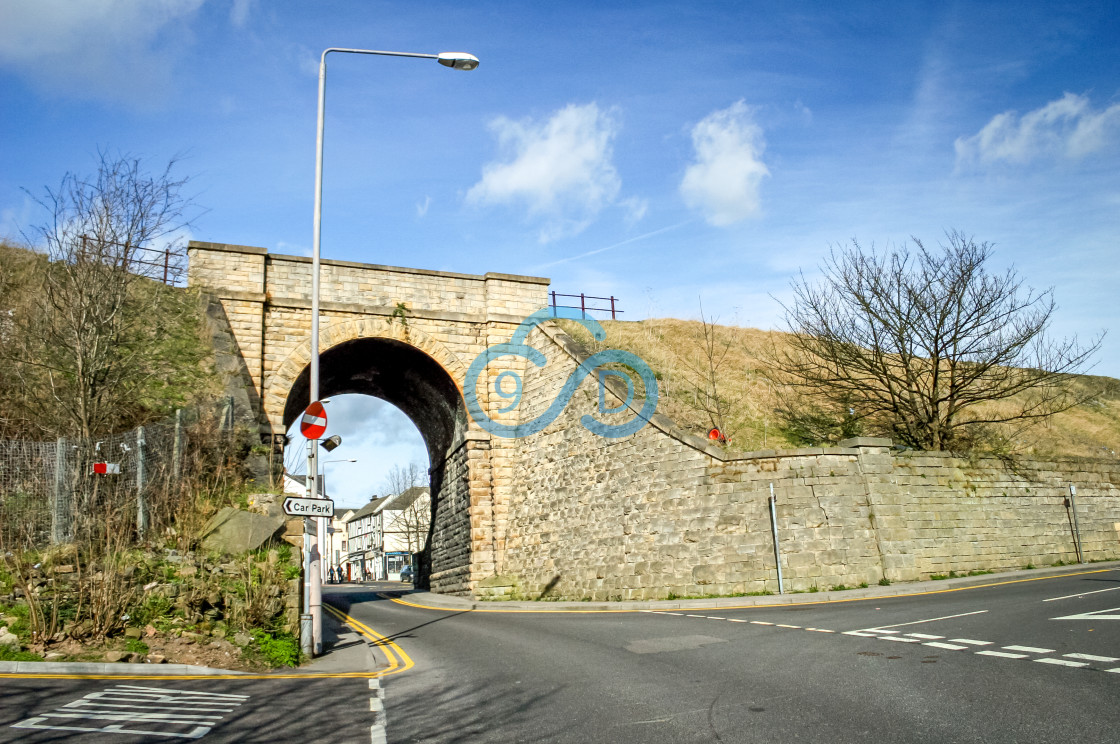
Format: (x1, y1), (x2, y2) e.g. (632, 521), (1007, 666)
(189, 241), (1120, 599)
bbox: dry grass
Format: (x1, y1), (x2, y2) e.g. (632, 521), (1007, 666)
(557, 318), (1120, 458)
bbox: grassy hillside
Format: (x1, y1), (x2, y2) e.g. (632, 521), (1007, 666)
(558, 318), (1120, 458)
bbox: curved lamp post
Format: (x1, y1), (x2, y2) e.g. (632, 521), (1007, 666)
(304, 48), (478, 657)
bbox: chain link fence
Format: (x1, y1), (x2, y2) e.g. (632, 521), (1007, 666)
(0, 399), (239, 552)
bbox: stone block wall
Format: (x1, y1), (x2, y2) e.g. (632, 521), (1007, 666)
(496, 321), (1120, 600)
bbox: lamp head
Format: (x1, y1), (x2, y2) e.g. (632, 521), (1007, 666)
(437, 52), (479, 71)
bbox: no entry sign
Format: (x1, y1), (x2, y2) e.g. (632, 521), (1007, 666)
(300, 401), (327, 439)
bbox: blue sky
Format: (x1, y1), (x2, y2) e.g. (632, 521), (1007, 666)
(3, 1), (1119, 506)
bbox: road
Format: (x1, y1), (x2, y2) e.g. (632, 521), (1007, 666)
(335, 568), (1120, 743)
(2, 569), (1117, 742)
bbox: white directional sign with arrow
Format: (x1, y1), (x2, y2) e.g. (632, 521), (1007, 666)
(283, 496), (335, 517)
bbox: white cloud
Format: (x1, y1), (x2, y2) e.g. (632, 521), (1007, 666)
(619, 196), (648, 225)
(229, 0), (253, 28)
(466, 103), (621, 242)
(955, 92), (1120, 167)
(680, 101), (770, 226)
(416, 196), (431, 218)
(0, 0), (206, 104)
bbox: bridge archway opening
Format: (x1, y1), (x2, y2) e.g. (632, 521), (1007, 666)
(282, 336), (468, 465)
(281, 336), (473, 587)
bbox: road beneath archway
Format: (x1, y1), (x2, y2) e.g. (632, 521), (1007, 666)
(331, 569), (1120, 743)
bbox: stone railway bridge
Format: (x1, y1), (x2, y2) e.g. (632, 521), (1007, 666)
(188, 241), (1120, 599)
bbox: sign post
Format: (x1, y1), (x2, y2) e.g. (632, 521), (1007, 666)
(300, 401), (328, 657)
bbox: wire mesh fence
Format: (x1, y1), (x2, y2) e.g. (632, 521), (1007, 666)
(0, 400), (239, 553)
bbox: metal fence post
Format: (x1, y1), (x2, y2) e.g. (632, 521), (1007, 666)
(172, 409), (183, 481)
(136, 426), (148, 536)
(769, 482), (785, 594)
(52, 437), (68, 544)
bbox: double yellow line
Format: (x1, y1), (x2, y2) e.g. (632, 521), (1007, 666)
(324, 603), (414, 677)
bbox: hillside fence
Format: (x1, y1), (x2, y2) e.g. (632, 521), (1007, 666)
(0, 398), (238, 552)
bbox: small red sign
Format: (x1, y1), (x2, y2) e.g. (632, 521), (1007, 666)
(92, 462), (121, 475)
(708, 428), (724, 442)
(301, 401), (328, 439)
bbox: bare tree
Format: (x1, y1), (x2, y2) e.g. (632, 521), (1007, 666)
(777, 232), (1104, 451)
(672, 302), (737, 442)
(382, 462), (430, 555)
(3, 153), (208, 439)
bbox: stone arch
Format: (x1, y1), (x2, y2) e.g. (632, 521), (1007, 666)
(270, 320), (489, 594)
(265, 316), (470, 430)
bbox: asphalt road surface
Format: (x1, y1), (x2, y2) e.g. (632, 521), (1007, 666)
(3, 570), (1117, 743)
(0, 677), (374, 743)
(334, 568), (1120, 744)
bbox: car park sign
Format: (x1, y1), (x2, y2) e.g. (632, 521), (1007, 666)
(283, 496), (335, 517)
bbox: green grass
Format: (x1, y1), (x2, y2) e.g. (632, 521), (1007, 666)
(125, 639), (150, 655)
(0, 645), (40, 662)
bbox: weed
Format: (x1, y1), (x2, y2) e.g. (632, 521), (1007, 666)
(859, 581), (869, 588)
(250, 629), (301, 667)
(808, 585), (819, 593)
(966, 570), (992, 576)
(125, 639), (150, 654)
(930, 574), (948, 580)
(878, 577), (891, 586)
(1023, 563), (1036, 570)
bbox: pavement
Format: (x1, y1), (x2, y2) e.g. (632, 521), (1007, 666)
(3, 562), (1115, 677)
(390, 560), (1120, 612)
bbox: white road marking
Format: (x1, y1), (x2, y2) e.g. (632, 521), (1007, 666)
(924, 642), (969, 650)
(1106, 668), (1120, 674)
(686, 614), (706, 618)
(948, 639), (993, 646)
(1064, 653), (1120, 663)
(905, 633), (944, 640)
(976, 650), (1029, 659)
(882, 636), (921, 643)
(751, 621), (773, 625)
(664, 612), (683, 616)
(776, 624), (801, 629)
(842, 630), (880, 637)
(706, 616), (726, 620)
(866, 610), (989, 630)
(1043, 585), (1120, 602)
(11, 686), (249, 739)
(871, 629), (899, 634)
(808, 629), (835, 633)
(1035, 658), (1090, 668)
(1052, 607), (1120, 621)
(1003, 645), (1055, 654)
(727, 618), (747, 623)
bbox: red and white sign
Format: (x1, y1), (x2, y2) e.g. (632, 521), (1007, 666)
(92, 462), (121, 475)
(300, 401), (328, 439)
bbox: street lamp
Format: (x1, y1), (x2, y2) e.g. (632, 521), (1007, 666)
(304, 47), (478, 658)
